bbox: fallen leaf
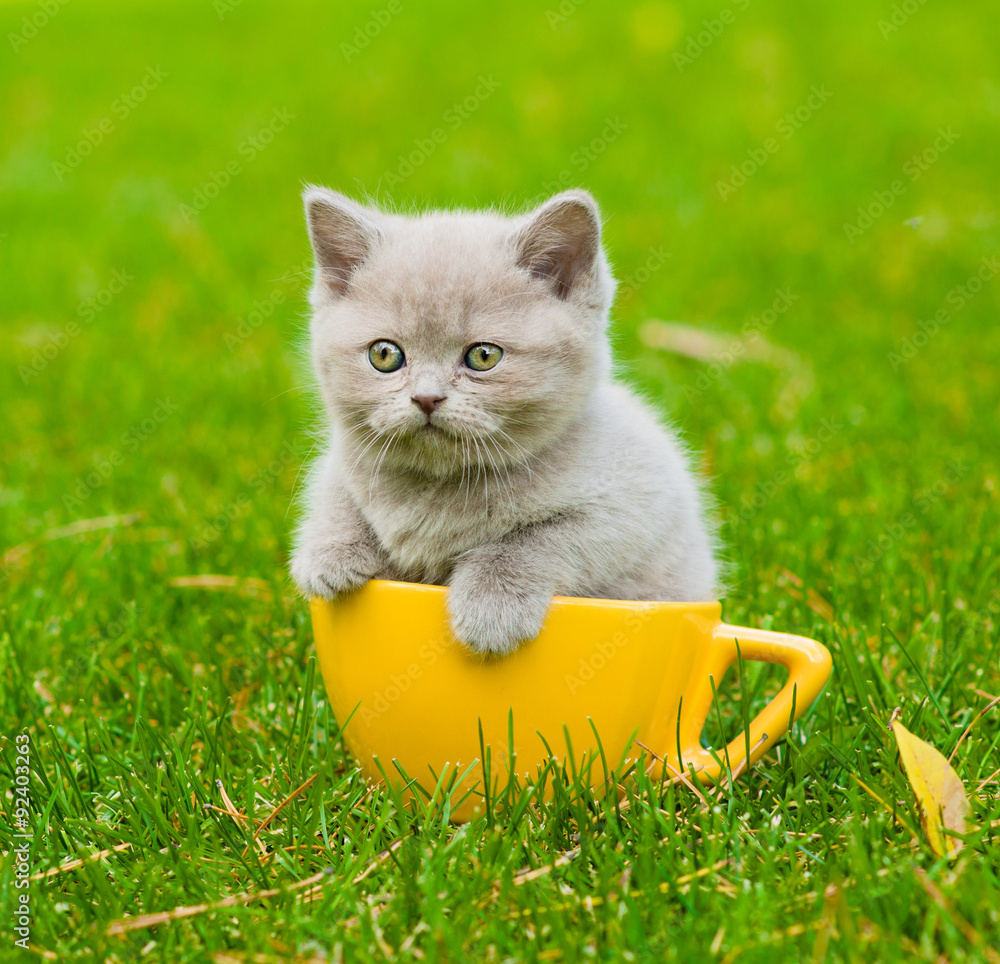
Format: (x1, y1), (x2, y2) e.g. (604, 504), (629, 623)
(2, 512), (145, 569)
(890, 713), (970, 857)
(637, 320), (815, 419)
(168, 574), (275, 598)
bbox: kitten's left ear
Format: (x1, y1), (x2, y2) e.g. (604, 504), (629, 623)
(303, 185), (382, 303)
(515, 190), (602, 300)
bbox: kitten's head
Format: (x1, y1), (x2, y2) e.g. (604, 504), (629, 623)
(303, 186), (616, 478)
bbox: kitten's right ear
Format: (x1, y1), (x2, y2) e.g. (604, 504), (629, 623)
(303, 186), (382, 301)
(515, 189), (603, 300)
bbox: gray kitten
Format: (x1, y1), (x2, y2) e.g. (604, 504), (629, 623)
(291, 186), (718, 654)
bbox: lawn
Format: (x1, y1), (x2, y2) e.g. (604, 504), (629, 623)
(2, 0), (999, 960)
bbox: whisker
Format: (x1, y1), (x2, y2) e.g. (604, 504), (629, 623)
(285, 438), (321, 522)
(344, 428), (384, 477)
(269, 267), (314, 284)
(492, 426), (535, 479)
(461, 433), (472, 511)
(481, 434), (518, 517)
(368, 432), (398, 504)
(471, 434), (488, 523)
(266, 385), (309, 404)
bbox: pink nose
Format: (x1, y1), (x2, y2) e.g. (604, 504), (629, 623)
(412, 394), (445, 415)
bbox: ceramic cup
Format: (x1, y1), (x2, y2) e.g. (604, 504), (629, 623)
(311, 580), (832, 820)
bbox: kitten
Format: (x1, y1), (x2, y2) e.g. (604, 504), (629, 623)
(291, 186), (718, 654)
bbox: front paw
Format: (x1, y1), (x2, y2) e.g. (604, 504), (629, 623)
(290, 539), (381, 599)
(447, 567), (552, 656)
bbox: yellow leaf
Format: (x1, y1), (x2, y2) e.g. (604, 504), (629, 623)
(891, 718), (970, 857)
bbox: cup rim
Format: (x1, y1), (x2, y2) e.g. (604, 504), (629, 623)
(326, 578), (722, 614)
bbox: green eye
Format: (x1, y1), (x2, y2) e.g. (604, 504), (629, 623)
(368, 340), (405, 372)
(464, 343), (504, 372)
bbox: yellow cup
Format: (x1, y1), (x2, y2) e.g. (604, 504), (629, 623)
(311, 580), (832, 820)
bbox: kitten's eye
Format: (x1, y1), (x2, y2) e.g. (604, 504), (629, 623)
(464, 343), (504, 372)
(368, 340), (405, 373)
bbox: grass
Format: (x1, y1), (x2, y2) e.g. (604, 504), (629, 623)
(2, 0), (999, 959)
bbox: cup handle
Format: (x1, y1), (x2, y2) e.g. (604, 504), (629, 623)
(676, 622), (832, 782)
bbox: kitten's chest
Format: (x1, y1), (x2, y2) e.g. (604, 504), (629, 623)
(358, 473), (517, 580)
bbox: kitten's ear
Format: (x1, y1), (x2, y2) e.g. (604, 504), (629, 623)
(515, 190), (602, 300)
(303, 186), (382, 301)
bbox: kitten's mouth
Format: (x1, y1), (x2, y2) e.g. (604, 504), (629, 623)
(411, 419), (465, 446)
(410, 420), (452, 442)
(403, 415), (463, 442)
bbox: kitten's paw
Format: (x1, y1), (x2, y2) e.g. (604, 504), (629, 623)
(447, 571), (552, 656)
(290, 539), (381, 599)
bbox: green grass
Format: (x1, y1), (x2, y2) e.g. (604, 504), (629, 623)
(2, 0), (1000, 960)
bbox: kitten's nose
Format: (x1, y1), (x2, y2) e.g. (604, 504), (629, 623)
(412, 394), (445, 415)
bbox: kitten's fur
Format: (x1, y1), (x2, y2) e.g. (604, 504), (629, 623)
(291, 186), (718, 654)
